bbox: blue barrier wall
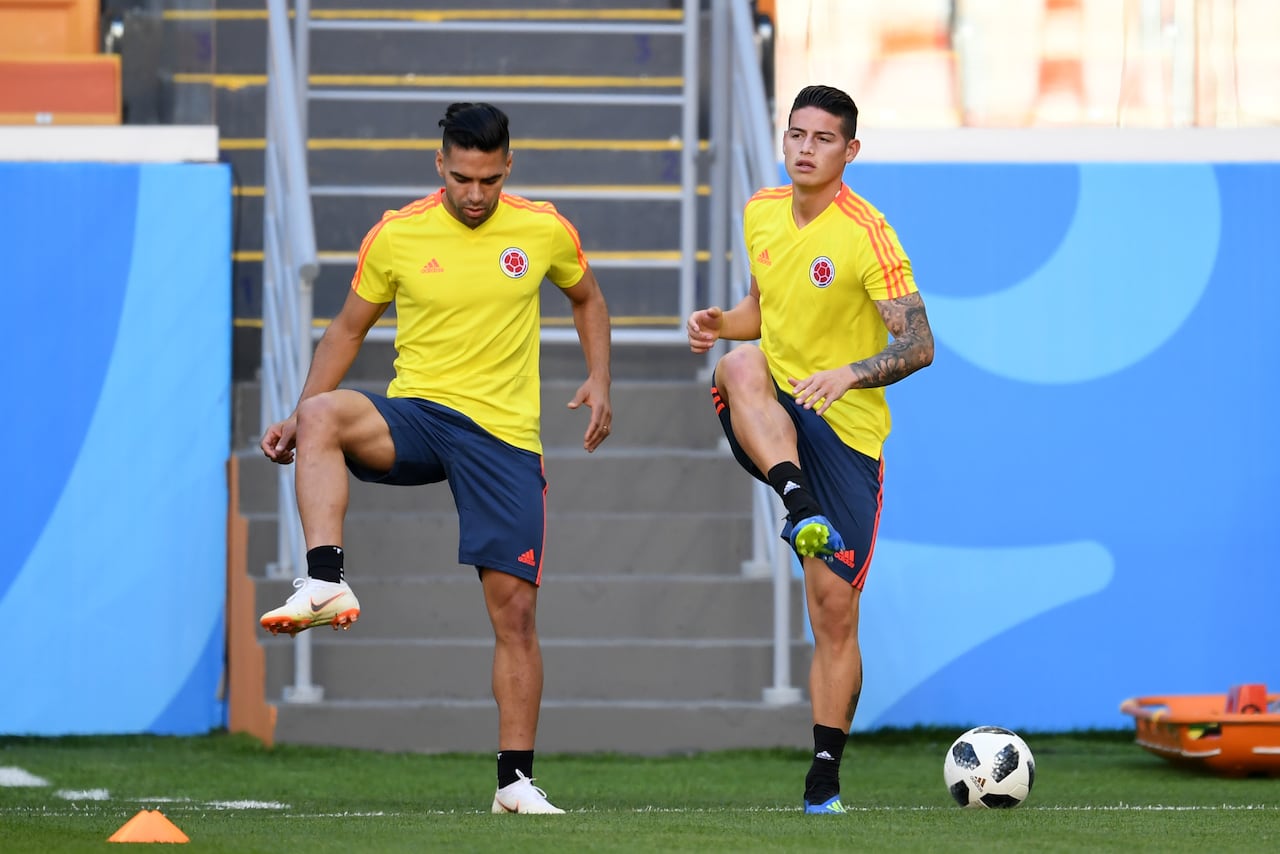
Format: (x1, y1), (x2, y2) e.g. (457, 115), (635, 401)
(830, 162), (1280, 731)
(0, 162), (231, 735)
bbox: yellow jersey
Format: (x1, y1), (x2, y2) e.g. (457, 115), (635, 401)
(745, 182), (917, 459)
(352, 190), (587, 453)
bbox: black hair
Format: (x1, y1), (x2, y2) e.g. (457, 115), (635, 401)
(788, 85), (858, 140)
(438, 102), (510, 153)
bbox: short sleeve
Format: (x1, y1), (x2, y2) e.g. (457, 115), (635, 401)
(351, 215), (397, 302)
(544, 207), (588, 289)
(857, 216), (917, 301)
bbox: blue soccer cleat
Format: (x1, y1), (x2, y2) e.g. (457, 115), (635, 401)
(788, 515), (846, 559)
(803, 793), (847, 815)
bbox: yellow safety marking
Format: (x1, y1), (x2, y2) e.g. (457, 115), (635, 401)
(173, 72), (681, 90)
(221, 138), (707, 152)
(165, 8), (682, 22)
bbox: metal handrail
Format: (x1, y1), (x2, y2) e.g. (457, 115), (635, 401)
(263, 0), (321, 703)
(299, 0), (699, 346)
(708, 1), (801, 706)
(262, 0), (794, 708)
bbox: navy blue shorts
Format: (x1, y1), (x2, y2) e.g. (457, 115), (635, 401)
(711, 380), (884, 589)
(348, 392), (547, 584)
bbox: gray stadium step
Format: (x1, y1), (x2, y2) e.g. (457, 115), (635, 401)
(218, 2), (815, 754)
(246, 512), (755, 581)
(233, 331), (711, 383)
(263, 638), (809, 703)
(212, 4), (685, 77)
(229, 180), (709, 254)
(238, 449), (748, 516)
(233, 378), (726, 451)
(224, 145), (691, 190)
(212, 84), (688, 140)
(232, 261), (699, 323)
(254, 573), (795, 639)
(273, 699), (814, 755)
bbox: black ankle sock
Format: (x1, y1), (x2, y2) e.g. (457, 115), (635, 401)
(804, 724), (848, 802)
(766, 462), (823, 522)
(306, 546), (344, 583)
(497, 750), (534, 789)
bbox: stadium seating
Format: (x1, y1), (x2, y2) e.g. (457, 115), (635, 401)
(774, 0), (1280, 128)
(0, 0), (121, 124)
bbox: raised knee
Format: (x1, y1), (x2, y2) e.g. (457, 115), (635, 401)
(294, 393), (342, 445)
(716, 346), (771, 397)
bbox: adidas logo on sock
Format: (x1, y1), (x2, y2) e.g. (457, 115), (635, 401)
(815, 750), (835, 761)
(783, 481), (800, 495)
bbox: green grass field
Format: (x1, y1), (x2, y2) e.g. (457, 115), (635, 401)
(1, 729), (1276, 852)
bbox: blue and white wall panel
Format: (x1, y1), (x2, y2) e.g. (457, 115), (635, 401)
(822, 134), (1280, 731)
(0, 161), (231, 735)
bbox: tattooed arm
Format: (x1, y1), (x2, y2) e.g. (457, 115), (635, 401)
(789, 292), (935, 415)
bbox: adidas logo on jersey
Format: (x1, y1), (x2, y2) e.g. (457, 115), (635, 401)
(420, 258), (444, 273)
(756, 248), (772, 266)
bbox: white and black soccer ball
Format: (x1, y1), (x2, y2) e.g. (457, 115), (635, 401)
(943, 726), (1035, 808)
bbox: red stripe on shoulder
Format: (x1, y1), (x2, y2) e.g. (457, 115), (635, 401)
(502, 194), (587, 265)
(351, 190), (444, 290)
(836, 193), (909, 298)
(747, 186), (792, 205)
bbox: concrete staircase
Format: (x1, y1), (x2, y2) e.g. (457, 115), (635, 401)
(215, 1), (812, 753)
(234, 371), (812, 753)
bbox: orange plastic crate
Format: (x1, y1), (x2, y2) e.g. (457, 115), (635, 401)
(1120, 690), (1280, 777)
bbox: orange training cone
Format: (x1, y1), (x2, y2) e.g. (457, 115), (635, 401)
(107, 809), (190, 844)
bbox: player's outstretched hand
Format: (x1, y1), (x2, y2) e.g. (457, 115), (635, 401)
(788, 366), (856, 416)
(260, 416), (298, 464)
(687, 307), (723, 354)
(568, 376), (613, 453)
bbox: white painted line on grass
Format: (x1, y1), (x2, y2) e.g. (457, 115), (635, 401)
(0, 767), (50, 787)
(54, 789), (110, 800)
(1, 803), (1277, 818)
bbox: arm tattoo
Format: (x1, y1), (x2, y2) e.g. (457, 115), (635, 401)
(848, 292), (935, 388)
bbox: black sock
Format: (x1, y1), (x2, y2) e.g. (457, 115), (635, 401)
(497, 749), (534, 789)
(306, 545), (344, 583)
(804, 724), (848, 802)
(767, 462), (823, 522)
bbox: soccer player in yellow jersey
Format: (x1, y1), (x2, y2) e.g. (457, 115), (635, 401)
(258, 103), (612, 813)
(688, 85), (935, 814)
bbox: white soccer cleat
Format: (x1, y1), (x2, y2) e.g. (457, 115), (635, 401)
(491, 770), (565, 814)
(259, 577), (360, 636)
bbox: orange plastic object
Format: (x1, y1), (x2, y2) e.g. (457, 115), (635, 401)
(1119, 688), (1280, 777)
(0, 54), (121, 125)
(0, 0), (100, 55)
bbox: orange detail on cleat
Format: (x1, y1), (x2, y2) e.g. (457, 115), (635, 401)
(261, 609), (359, 637)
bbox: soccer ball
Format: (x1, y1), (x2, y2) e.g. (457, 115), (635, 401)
(943, 726), (1035, 808)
